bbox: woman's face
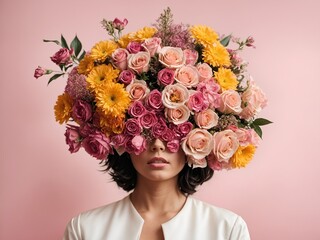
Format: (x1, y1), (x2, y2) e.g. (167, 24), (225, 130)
(130, 138), (186, 183)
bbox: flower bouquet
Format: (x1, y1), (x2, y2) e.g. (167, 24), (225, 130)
(34, 8), (271, 170)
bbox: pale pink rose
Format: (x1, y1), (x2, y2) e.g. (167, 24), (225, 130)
(157, 68), (175, 86)
(118, 70), (135, 85)
(162, 83), (190, 109)
(187, 91), (208, 112)
(65, 125), (81, 153)
(248, 129), (260, 146)
(218, 90), (242, 114)
(165, 105), (190, 125)
(194, 109), (219, 129)
(131, 135), (146, 155)
(127, 52), (150, 74)
(71, 99), (92, 123)
(239, 79), (268, 121)
(158, 47), (185, 69)
(207, 153), (231, 170)
(174, 65), (199, 88)
(126, 80), (150, 101)
(228, 126), (252, 146)
(112, 48), (129, 70)
(167, 140), (180, 153)
(212, 130), (239, 162)
(50, 48), (73, 65)
(145, 89), (163, 111)
(183, 49), (198, 65)
(82, 131), (113, 160)
(142, 37), (162, 57)
(124, 118), (142, 136)
(139, 111), (158, 129)
(181, 128), (214, 160)
(127, 41), (143, 54)
(196, 63), (213, 82)
(128, 101), (146, 117)
(187, 155), (207, 168)
(113, 18), (128, 31)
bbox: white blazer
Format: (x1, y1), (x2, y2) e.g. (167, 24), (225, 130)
(63, 196), (250, 240)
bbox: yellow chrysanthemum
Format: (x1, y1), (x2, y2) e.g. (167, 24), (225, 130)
(118, 33), (131, 48)
(54, 92), (73, 124)
(189, 25), (219, 46)
(78, 54), (94, 75)
(202, 43), (231, 67)
(90, 40), (118, 62)
(129, 27), (157, 42)
(95, 82), (131, 118)
(86, 64), (120, 92)
(230, 144), (256, 168)
(214, 67), (238, 91)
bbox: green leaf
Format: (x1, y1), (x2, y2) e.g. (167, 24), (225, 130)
(47, 73), (64, 85)
(253, 118), (273, 126)
(43, 39), (60, 45)
(61, 35), (69, 49)
(252, 124), (263, 139)
(78, 50), (86, 61)
(220, 35), (232, 47)
(70, 35), (82, 57)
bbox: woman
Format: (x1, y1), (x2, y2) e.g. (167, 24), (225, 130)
(63, 138), (250, 240)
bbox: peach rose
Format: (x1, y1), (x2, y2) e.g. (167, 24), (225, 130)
(165, 105), (191, 125)
(181, 128), (214, 160)
(187, 155), (207, 168)
(239, 79), (268, 121)
(162, 83), (190, 109)
(218, 90), (242, 114)
(212, 130), (239, 162)
(228, 126), (252, 146)
(142, 37), (162, 57)
(194, 109), (219, 129)
(127, 51), (150, 74)
(196, 63), (213, 82)
(174, 65), (199, 88)
(159, 47), (185, 69)
(112, 48), (129, 70)
(126, 80), (150, 101)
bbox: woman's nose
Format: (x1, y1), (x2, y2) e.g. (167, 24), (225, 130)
(150, 138), (165, 152)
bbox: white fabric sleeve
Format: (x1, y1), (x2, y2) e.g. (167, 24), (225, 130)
(229, 216), (251, 240)
(62, 216), (82, 240)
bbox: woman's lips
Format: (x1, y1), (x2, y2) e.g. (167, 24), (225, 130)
(147, 157), (169, 168)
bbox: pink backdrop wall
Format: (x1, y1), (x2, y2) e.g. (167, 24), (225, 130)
(1, 0), (319, 239)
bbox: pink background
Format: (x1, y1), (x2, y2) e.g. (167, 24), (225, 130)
(1, 0), (319, 239)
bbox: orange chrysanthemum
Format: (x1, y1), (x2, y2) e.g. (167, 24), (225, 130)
(54, 92), (73, 124)
(129, 27), (157, 42)
(78, 54), (94, 75)
(230, 144), (256, 168)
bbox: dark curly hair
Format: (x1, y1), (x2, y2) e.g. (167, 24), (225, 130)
(101, 151), (214, 195)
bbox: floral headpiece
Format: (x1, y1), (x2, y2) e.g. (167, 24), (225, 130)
(34, 8), (271, 171)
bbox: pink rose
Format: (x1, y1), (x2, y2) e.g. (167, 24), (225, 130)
(207, 153), (231, 170)
(131, 135), (146, 155)
(113, 18), (128, 31)
(197, 79), (221, 109)
(50, 48), (73, 65)
(118, 70), (135, 85)
(139, 111), (158, 129)
(127, 51), (150, 74)
(174, 65), (199, 88)
(65, 125), (81, 153)
(126, 80), (150, 101)
(71, 99), (92, 123)
(34, 66), (51, 79)
(239, 79), (268, 121)
(145, 89), (163, 111)
(228, 126), (252, 146)
(212, 130), (239, 162)
(127, 41), (144, 54)
(187, 155), (207, 168)
(110, 133), (127, 155)
(181, 128), (214, 160)
(165, 105), (190, 125)
(187, 91), (208, 112)
(157, 68), (175, 86)
(161, 128), (176, 142)
(142, 37), (162, 57)
(159, 47), (185, 69)
(151, 118), (167, 139)
(196, 63), (213, 82)
(194, 109), (219, 129)
(176, 122), (193, 137)
(162, 83), (190, 109)
(183, 49), (198, 65)
(79, 123), (96, 138)
(218, 90), (242, 114)
(167, 140), (180, 153)
(82, 131), (113, 160)
(128, 101), (146, 117)
(124, 118), (142, 136)
(112, 48), (129, 70)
